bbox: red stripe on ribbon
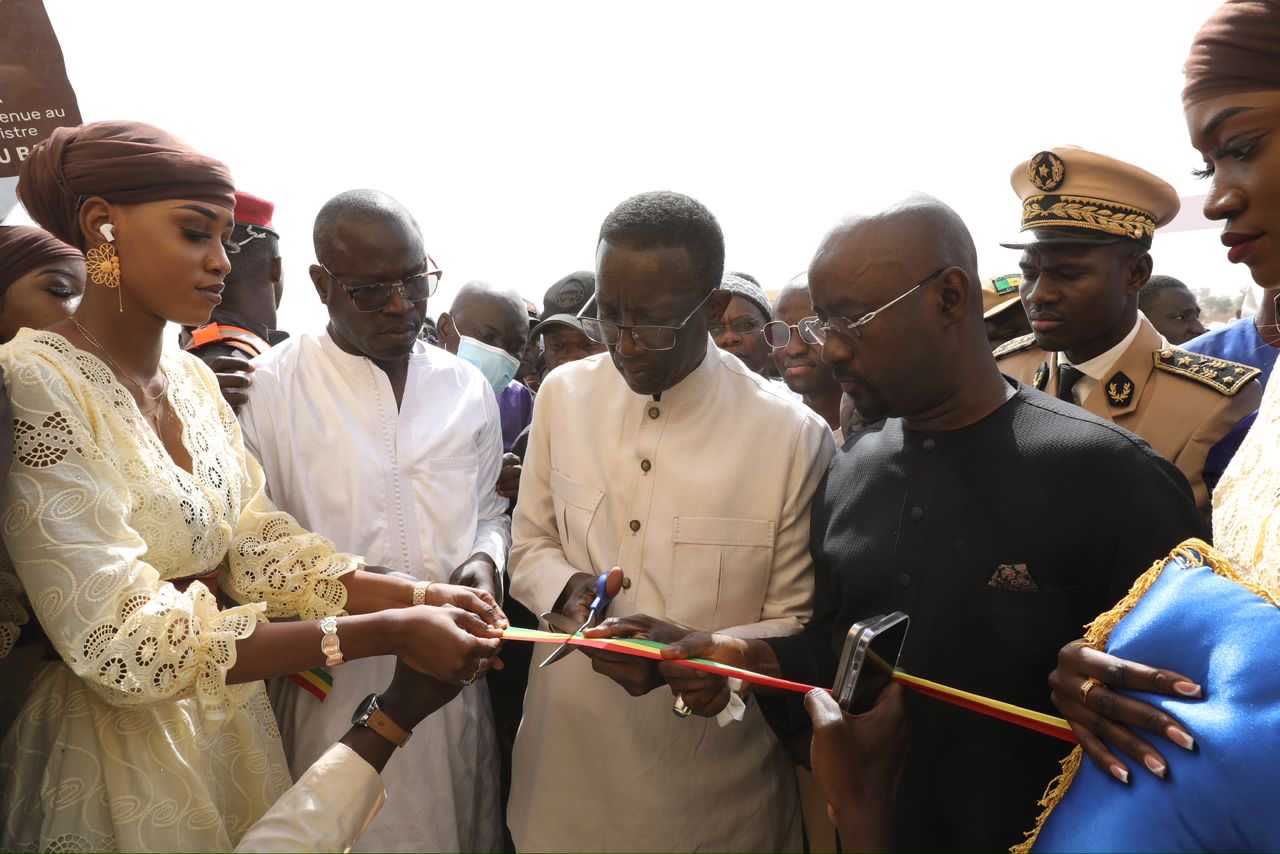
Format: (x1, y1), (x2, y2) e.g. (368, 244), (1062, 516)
(505, 628), (1076, 743)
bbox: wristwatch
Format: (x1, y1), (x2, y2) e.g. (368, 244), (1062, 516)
(351, 693), (412, 747)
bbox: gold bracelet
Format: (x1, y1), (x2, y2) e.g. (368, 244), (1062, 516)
(411, 581), (434, 607)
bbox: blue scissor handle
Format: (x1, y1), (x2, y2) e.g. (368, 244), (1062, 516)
(585, 572), (613, 626)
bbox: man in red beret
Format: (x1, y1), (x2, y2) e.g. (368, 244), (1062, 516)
(182, 190), (288, 409)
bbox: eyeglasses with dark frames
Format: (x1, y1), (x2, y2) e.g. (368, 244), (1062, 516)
(708, 317), (765, 339)
(580, 287), (717, 352)
(320, 256), (443, 312)
(798, 266), (950, 345)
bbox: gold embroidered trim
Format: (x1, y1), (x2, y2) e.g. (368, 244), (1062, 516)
(1012, 539), (1273, 853)
(1153, 349), (1261, 396)
(1028, 151), (1066, 192)
(1105, 378), (1134, 407)
(993, 332), (1038, 359)
(1020, 194), (1156, 240)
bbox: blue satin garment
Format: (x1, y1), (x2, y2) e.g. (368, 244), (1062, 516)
(1034, 548), (1280, 852)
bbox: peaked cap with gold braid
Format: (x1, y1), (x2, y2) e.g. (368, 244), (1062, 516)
(1001, 146), (1180, 250)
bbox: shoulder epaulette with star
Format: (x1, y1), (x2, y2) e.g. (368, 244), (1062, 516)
(1153, 348), (1261, 396)
(993, 332), (1037, 359)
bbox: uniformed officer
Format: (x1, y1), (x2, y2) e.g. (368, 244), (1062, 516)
(982, 272), (1029, 348)
(994, 145), (1261, 513)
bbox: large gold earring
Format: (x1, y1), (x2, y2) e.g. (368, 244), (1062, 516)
(86, 225), (123, 312)
(85, 243), (120, 288)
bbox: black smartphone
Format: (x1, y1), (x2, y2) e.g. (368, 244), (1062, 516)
(832, 611), (909, 714)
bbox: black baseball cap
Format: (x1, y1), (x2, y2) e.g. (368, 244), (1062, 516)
(532, 271), (598, 336)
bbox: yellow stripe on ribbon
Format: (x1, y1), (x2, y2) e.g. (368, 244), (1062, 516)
(288, 667), (334, 701)
(502, 626), (1075, 742)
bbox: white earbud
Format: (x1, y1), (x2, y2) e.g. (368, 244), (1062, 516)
(100, 224), (114, 242)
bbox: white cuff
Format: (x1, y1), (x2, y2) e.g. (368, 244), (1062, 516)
(715, 678), (747, 727)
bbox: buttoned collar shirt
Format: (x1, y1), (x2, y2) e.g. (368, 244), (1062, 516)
(1059, 314), (1145, 404)
(507, 340), (834, 852)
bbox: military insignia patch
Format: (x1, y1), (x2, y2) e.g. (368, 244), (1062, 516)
(1032, 363), (1048, 391)
(1106, 371), (1135, 407)
(992, 273), (1022, 295)
(1154, 349), (1262, 395)
(1028, 151), (1066, 192)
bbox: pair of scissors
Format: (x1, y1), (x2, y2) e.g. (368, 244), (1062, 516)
(539, 572), (614, 668)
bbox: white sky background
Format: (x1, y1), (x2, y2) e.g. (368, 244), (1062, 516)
(21, 0), (1258, 335)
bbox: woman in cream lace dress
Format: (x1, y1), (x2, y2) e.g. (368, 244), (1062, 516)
(0, 226), (85, 740)
(0, 122), (505, 851)
(1049, 0), (1280, 789)
(1, 333), (362, 850)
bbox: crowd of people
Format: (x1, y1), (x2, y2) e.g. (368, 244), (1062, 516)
(1, 0), (1279, 851)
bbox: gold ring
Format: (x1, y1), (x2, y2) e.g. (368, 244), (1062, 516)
(1080, 677), (1101, 705)
(672, 695), (692, 718)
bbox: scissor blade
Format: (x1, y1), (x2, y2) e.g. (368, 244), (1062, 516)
(538, 640), (576, 668)
(539, 616), (591, 669)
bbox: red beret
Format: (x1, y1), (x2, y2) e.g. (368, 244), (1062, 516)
(234, 191), (275, 231)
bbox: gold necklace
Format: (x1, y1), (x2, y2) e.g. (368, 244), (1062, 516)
(70, 318), (169, 404)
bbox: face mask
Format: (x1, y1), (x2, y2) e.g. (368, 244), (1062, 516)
(457, 335), (521, 395)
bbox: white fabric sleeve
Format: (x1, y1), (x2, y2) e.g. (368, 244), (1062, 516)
(234, 742), (386, 853)
(2, 356), (267, 720)
(187, 361), (361, 621)
(508, 376), (581, 616)
(470, 382), (511, 576)
(720, 416), (835, 640)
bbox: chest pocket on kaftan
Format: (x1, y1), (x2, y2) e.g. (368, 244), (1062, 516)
(421, 454), (481, 571)
(549, 469), (604, 574)
(669, 516), (775, 631)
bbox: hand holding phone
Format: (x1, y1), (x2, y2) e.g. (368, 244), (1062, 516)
(832, 612), (909, 714)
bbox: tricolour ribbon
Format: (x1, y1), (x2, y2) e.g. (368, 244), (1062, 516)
(503, 626), (1075, 743)
(288, 667), (334, 701)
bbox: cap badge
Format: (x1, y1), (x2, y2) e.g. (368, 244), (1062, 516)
(992, 273), (1022, 295)
(1106, 371), (1134, 407)
(554, 280), (588, 310)
(1028, 151), (1066, 192)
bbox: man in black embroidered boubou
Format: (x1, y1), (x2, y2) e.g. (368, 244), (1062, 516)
(651, 195), (1207, 851)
